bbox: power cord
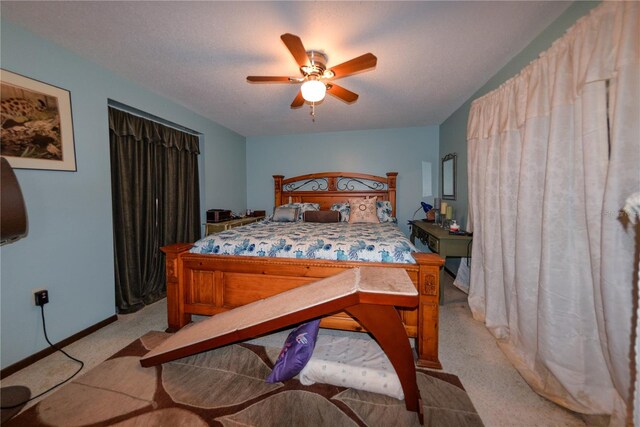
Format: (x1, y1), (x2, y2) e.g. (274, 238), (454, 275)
(411, 205), (422, 221)
(0, 305), (84, 410)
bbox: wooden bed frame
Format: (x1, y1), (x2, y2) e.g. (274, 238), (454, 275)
(161, 172), (444, 369)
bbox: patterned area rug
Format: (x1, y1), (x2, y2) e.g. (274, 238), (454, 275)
(7, 332), (484, 426)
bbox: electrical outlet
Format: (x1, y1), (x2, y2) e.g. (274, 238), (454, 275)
(32, 288), (46, 305)
(34, 289), (49, 306)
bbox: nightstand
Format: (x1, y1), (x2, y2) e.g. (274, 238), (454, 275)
(410, 220), (472, 304)
(205, 216), (265, 236)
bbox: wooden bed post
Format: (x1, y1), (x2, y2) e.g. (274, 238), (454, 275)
(273, 175), (284, 207)
(161, 243), (194, 332)
(412, 252), (444, 369)
(386, 172), (398, 216)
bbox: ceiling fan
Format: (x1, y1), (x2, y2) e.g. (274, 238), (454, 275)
(247, 33), (377, 111)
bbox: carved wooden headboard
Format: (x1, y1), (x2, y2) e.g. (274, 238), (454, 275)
(274, 172), (398, 216)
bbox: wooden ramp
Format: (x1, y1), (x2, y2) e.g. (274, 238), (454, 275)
(140, 267), (423, 422)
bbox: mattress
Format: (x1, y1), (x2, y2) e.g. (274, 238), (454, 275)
(190, 220), (417, 264)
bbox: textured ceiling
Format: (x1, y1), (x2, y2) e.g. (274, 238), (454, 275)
(1, 1), (570, 137)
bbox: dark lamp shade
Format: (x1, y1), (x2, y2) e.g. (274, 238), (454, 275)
(1, 157), (28, 245)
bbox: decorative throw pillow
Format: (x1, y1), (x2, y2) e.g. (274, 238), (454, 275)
(330, 202), (350, 222)
(376, 200), (394, 223)
(282, 203), (320, 221)
(348, 197), (379, 224)
(266, 320), (321, 383)
(303, 210), (340, 223)
(272, 206), (299, 222)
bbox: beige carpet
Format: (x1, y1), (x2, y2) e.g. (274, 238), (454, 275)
(6, 331), (483, 427)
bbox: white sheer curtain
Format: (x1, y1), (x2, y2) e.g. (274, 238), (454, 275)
(624, 194), (640, 426)
(466, 2), (639, 424)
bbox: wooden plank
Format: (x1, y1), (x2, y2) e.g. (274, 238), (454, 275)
(141, 267), (417, 367)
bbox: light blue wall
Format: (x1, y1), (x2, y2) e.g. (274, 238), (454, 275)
(246, 126), (439, 236)
(0, 20), (246, 369)
(439, 1), (600, 230)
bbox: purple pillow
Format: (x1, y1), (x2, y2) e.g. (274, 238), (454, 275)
(266, 320), (321, 383)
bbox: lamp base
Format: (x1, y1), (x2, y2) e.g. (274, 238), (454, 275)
(1, 385), (31, 423)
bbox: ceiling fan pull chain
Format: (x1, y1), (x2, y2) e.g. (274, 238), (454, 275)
(310, 103), (316, 122)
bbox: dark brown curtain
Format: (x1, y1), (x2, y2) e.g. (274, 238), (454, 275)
(109, 107), (200, 313)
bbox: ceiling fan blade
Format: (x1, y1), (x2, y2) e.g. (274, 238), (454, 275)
(247, 76), (292, 83)
(281, 33), (309, 68)
(328, 53), (377, 79)
(290, 89), (305, 108)
(327, 83), (359, 103)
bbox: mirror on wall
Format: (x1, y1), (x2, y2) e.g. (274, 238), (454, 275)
(441, 153), (457, 200)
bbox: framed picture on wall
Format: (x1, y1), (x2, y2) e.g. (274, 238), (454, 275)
(1, 69), (76, 171)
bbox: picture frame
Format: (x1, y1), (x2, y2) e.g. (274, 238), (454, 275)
(1, 69), (76, 171)
(441, 153), (457, 201)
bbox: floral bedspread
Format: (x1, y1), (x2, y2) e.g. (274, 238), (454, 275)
(189, 220), (418, 264)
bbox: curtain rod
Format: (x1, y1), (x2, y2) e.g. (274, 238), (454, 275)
(107, 100), (201, 136)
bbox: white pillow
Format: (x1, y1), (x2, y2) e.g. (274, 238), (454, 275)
(330, 203), (350, 222)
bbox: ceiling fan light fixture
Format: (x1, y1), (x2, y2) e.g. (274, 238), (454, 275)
(301, 79), (326, 103)
(247, 34), (377, 111)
